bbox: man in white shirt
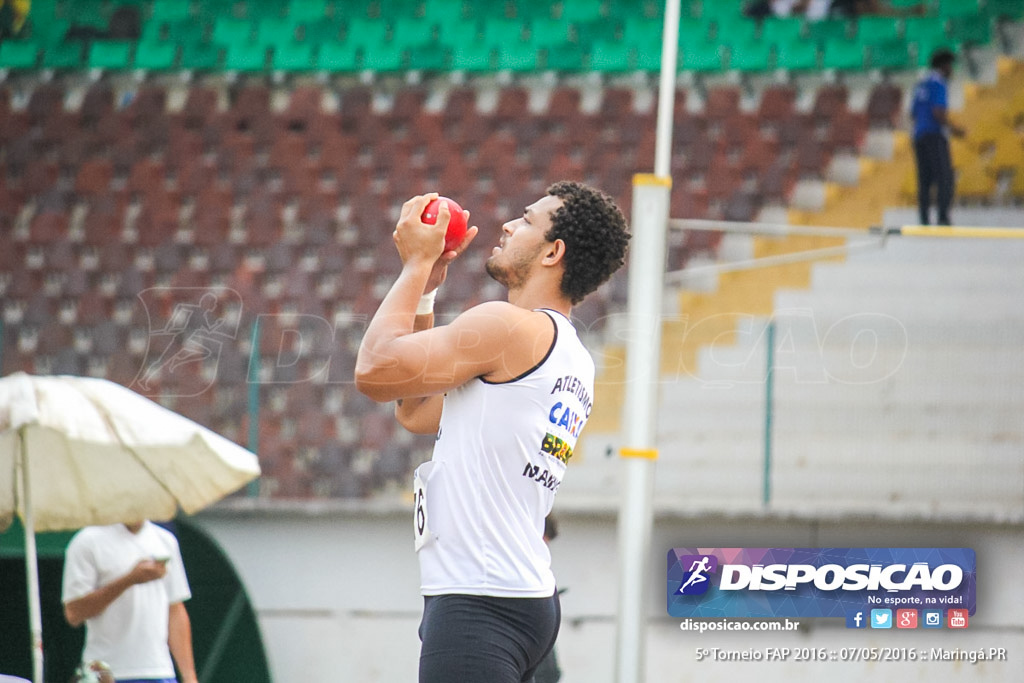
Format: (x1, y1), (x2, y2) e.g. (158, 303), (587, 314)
(357, 182), (630, 682)
(62, 521), (198, 683)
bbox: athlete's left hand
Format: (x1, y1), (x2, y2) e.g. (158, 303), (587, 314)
(425, 212), (478, 294)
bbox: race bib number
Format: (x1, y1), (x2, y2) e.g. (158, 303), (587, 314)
(412, 463), (435, 551)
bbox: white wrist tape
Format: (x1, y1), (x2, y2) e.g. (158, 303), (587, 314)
(416, 289), (437, 315)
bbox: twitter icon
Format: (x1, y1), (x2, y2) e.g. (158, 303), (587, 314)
(871, 609), (893, 629)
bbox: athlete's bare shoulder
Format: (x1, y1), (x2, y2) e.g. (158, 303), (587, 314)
(452, 302), (556, 382)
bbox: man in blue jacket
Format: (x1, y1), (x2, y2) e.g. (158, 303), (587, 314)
(911, 48), (966, 226)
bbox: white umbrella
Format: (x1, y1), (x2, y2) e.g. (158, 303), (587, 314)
(0, 372), (262, 683)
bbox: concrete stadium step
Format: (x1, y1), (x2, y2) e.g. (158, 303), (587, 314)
(690, 345), (1024, 383)
(844, 236), (1024, 265)
(656, 398), (1020, 437)
(810, 262), (1024, 292)
(773, 290), (1024, 321)
(662, 378), (1024, 406)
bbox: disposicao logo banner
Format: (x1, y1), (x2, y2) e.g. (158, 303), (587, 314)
(667, 548), (976, 618)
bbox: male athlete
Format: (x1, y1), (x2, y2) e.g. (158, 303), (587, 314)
(356, 182), (629, 683)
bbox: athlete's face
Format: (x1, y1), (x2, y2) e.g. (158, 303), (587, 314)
(485, 194), (563, 289)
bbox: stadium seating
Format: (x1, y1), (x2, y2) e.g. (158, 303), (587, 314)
(2, 0), (1022, 502)
(1, 0), (1013, 75)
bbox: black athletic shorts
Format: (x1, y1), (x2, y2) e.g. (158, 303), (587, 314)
(418, 591), (561, 683)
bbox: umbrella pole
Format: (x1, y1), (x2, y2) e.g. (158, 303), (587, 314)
(17, 427), (44, 683)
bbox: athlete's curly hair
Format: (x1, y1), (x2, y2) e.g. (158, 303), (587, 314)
(545, 181), (631, 305)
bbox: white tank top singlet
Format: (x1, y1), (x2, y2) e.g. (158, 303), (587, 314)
(414, 309), (594, 597)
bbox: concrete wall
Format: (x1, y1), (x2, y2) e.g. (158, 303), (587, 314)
(194, 502), (1023, 683)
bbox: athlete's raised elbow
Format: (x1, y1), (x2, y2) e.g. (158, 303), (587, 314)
(354, 363), (400, 403)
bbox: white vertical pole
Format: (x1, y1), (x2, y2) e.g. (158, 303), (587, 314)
(653, 0), (682, 180)
(18, 427), (45, 683)
(614, 3), (680, 680)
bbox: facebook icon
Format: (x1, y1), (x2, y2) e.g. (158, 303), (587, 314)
(846, 610), (867, 629)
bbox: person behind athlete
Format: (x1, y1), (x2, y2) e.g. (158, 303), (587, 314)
(911, 48), (966, 226)
(355, 182), (629, 683)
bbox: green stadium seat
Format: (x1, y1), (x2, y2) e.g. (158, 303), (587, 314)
(635, 46), (660, 70)
(677, 18), (712, 44)
(195, 0), (238, 25)
(288, 0), (328, 22)
(361, 43), (404, 71)
(0, 41), (38, 69)
(575, 18), (621, 46)
(529, 18), (571, 45)
(316, 41), (360, 71)
(33, 18), (71, 46)
(986, 0), (1024, 20)
(408, 44), (449, 71)
(88, 41), (133, 70)
(729, 39), (772, 72)
(712, 14), (759, 44)
(623, 17), (662, 46)
(855, 16), (900, 43)
(346, 18), (389, 46)
(450, 42), (493, 71)
(588, 40), (633, 72)
(151, 0), (191, 22)
(495, 43), (538, 71)
(302, 19), (343, 43)
(273, 42), (314, 70)
(424, 0), (467, 20)
(225, 43), (266, 71)
(608, 0), (663, 20)
(257, 18), (293, 47)
(393, 18), (436, 48)
(134, 40), (178, 70)
(775, 40), (818, 70)
(64, 0), (107, 30)
(866, 39), (910, 70)
(43, 41), (85, 69)
(560, 0), (604, 23)
(759, 18), (805, 46)
(544, 42), (587, 71)
(938, 0), (980, 17)
(213, 18), (252, 47)
(141, 18), (167, 43)
(680, 41), (722, 72)
(903, 16), (948, 45)
(376, 0), (421, 18)
(949, 15), (992, 44)
(699, 2), (742, 20)
(483, 19), (526, 47)
(465, 0), (512, 20)
(181, 41), (221, 70)
(167, 19), (206, 45)
(822, 39), (864, 70)
(808, 19), (851, 45)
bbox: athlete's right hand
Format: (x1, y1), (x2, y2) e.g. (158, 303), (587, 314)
(394, 194), (447, 268)
(425, 209), (478, 293)
(394, 194), (478, 291)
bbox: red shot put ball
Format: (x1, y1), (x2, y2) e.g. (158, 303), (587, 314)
(421, 196), (468, 251)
